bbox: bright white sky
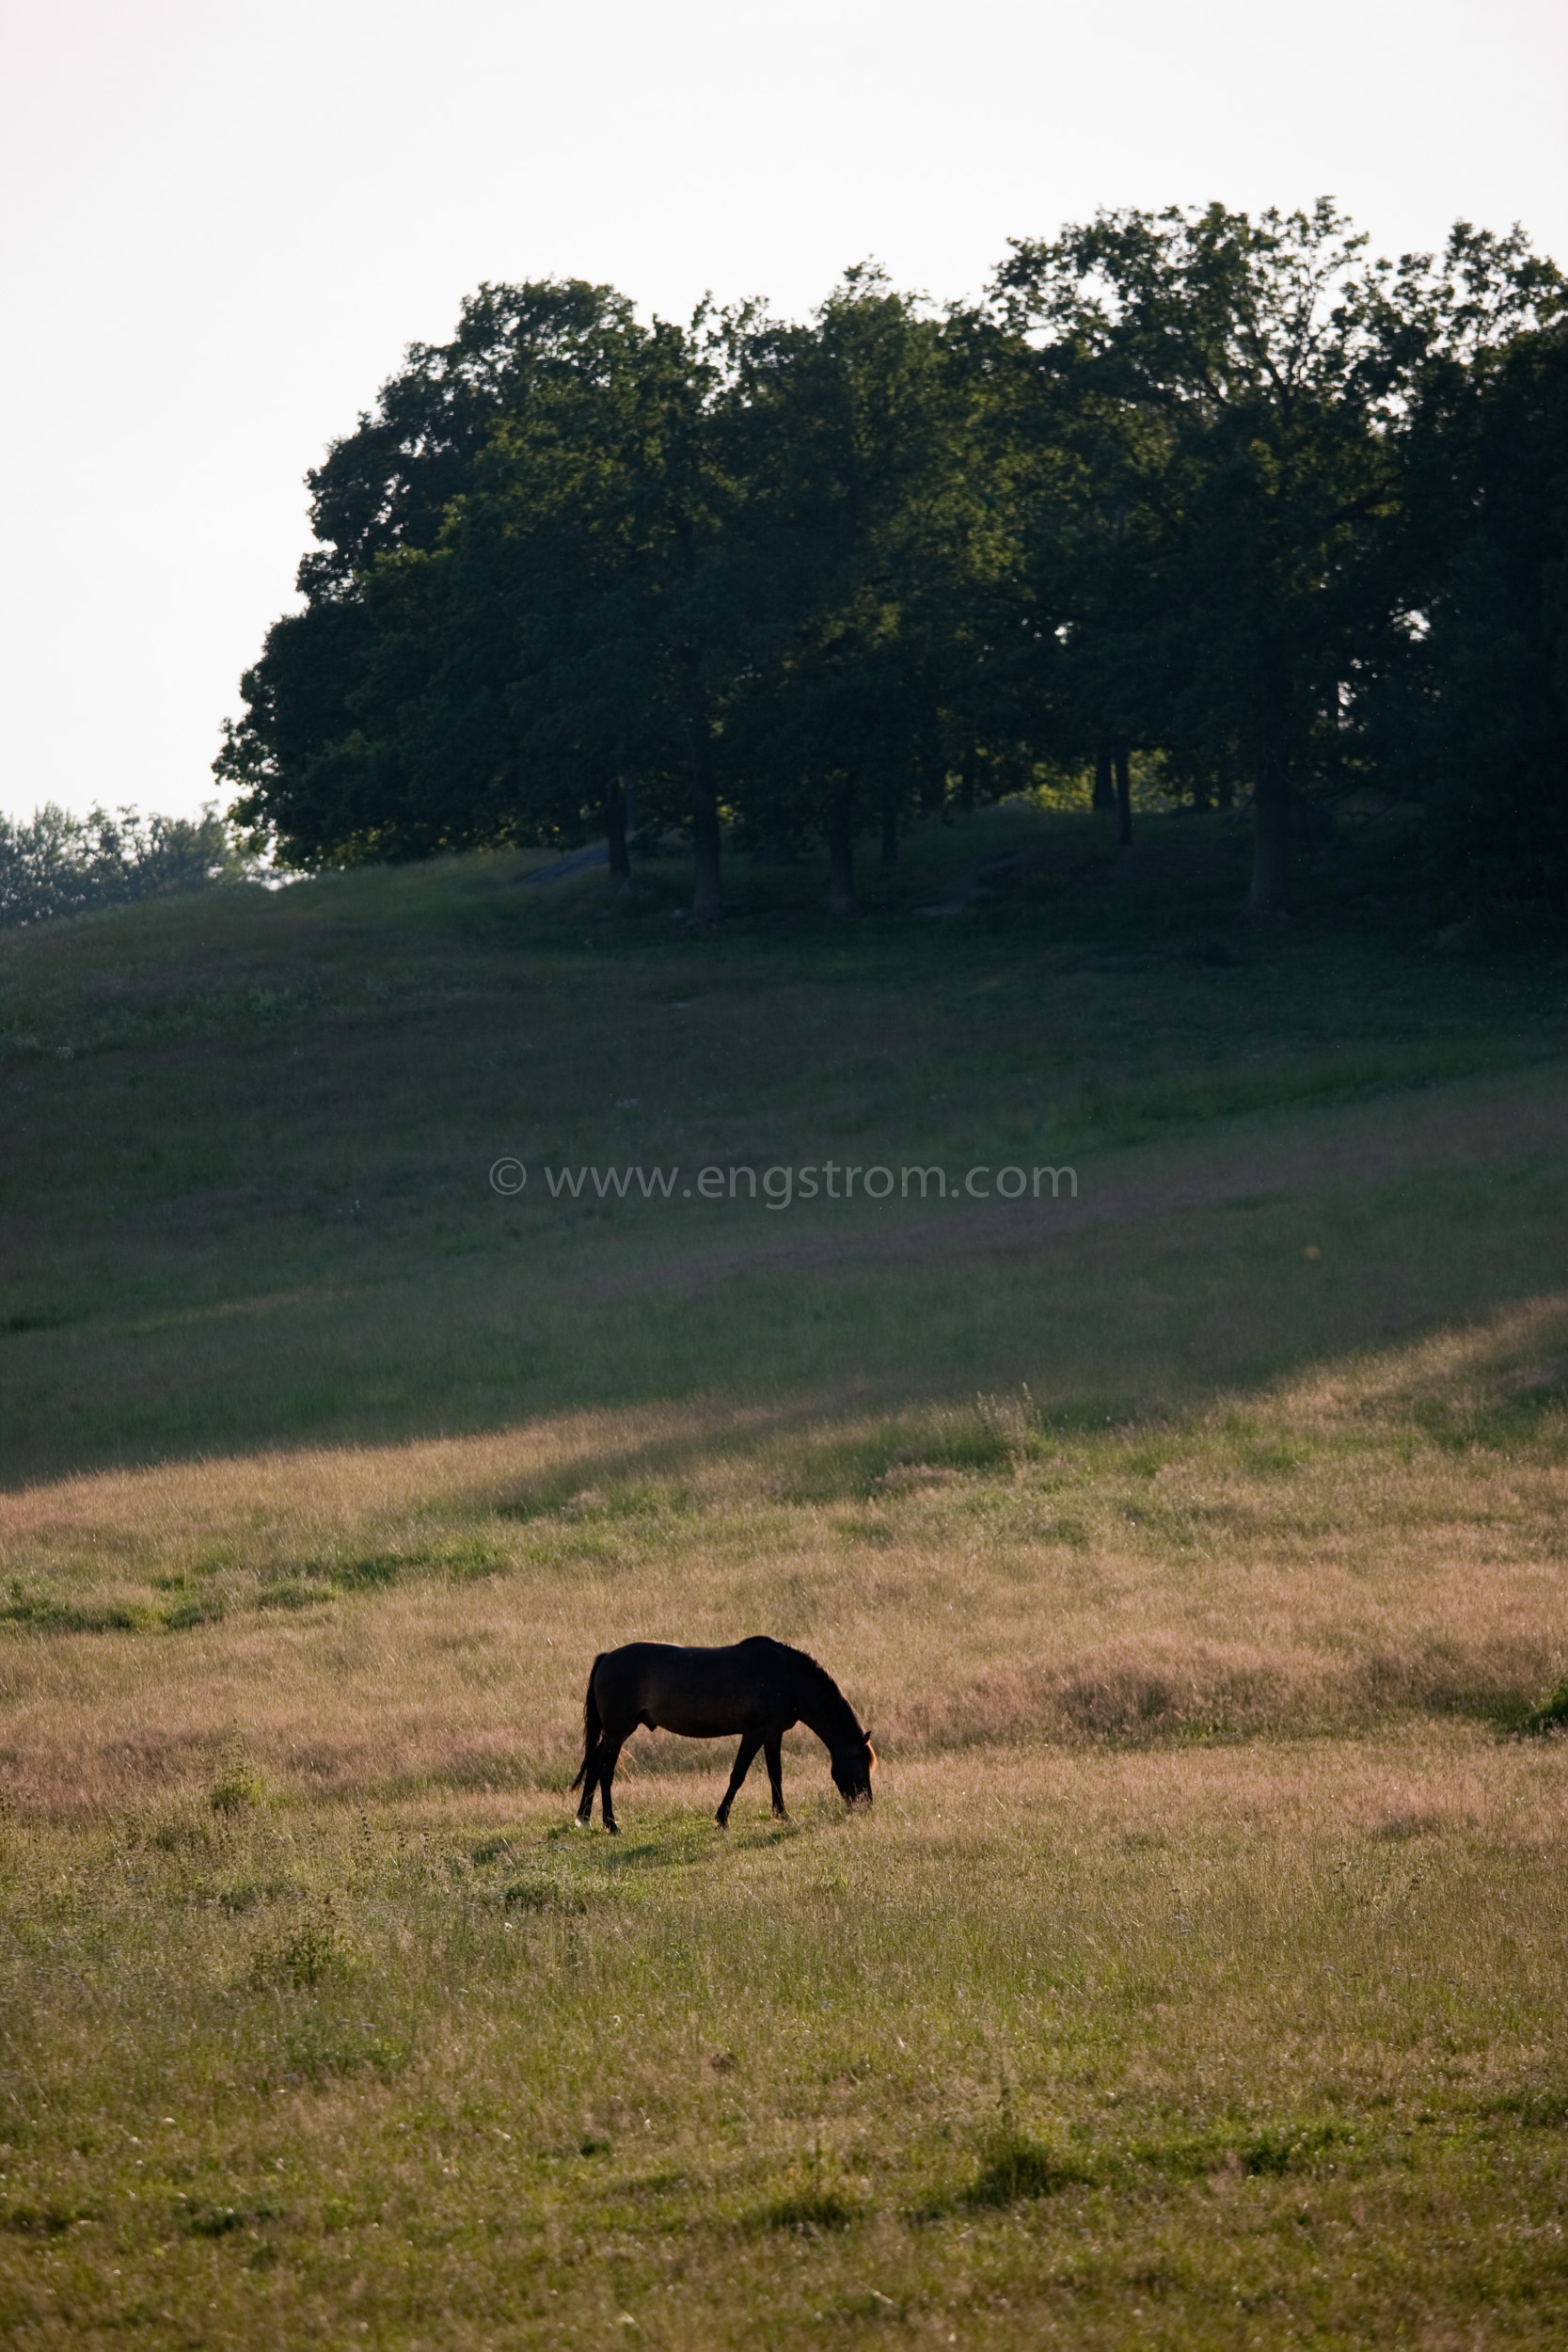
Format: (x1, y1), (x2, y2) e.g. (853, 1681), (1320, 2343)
(2, 0), (1563, 825)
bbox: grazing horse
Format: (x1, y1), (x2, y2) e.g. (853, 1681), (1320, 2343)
(569, 1636), (876, 1833)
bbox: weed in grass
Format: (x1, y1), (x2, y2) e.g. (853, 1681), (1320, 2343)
(249, 1903), (356, 1993)
(209, 1752), (264, 1816)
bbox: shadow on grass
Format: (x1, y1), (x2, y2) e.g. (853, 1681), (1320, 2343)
(1495, 1682), (1568, 1738)
(965, 2135), (1099, 2208)
(188, 2199), (283, 2237)
(1479, 2089), (1568, 2126)
(508, 1818), (739, 1885)
(0, 1592), (161, 1634)
(918, 2118), (1356, 2221)
(751, 2191), (863, 2235)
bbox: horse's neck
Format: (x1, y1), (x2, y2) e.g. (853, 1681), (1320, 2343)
(794, 1664), (858, 1751)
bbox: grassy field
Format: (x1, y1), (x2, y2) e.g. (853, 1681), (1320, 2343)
(4, 808), (1568, 2346)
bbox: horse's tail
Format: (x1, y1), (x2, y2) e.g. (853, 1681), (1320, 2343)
(568, 1661), (603, 1793)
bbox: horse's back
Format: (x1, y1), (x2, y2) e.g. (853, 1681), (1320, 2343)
(590, 1641), (677, 1712)
(594, 1635), (785, 1677)
(592, 1636), (795, 1739)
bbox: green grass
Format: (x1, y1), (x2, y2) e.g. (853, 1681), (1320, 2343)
(3, 806), (1568, 1483)
(5, 804), (1568, 2344)
(5, 1763), (1568, 2347)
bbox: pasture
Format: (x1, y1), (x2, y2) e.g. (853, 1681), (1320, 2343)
(4, 809), (1568, 2345)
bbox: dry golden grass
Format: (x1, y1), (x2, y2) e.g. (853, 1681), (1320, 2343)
(4, 1295), (1567, 1823)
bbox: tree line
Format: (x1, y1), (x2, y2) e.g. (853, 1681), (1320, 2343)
(217, 203), (1567, 924)
(0, 803), (244, 928)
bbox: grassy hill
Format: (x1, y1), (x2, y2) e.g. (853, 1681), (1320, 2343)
(4, 805), (1567, 1483)
(4, 809), (1568, 2347)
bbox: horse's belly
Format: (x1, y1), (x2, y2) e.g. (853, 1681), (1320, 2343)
(650, 1703), (754, 1740)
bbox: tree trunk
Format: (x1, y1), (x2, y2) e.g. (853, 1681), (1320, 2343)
(879, 799), (898, 868)
(1247, 760), (1291, 920)
(1093, 740), (1115, 812)
(1246, 702), (1291, 920)
(681, 653), (722, 927)
(1113, 736), (1132, 848)
(827, 787), (858, 915)
(690, 787), (722, 927)
(605, 777), (632, 885)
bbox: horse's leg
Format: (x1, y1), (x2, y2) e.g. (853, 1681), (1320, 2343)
(574, 1733), (602, 1828)
(597, 1737), (626, 1835)
(715, 1732), (762, 1829)
(764, 1730), (788, 1821)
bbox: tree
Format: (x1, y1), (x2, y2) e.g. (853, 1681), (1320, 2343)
(0, 803), (245, 925)
(298, 281), (636, 597)
(1387, 312), (1568, 904)
(996, 204), (1560, 916)
(445, 307), (752, 922)
(222, 285), (754, 924)
(722, 270), (994, 911)
(217, 281), (643, 867)
(976, 304), (1175, 845)
(220, 225), (1563, 929)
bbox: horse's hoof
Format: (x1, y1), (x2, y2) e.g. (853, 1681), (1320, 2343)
(605, 1822), (620, 1836)
(715, 1813), (730, 1831)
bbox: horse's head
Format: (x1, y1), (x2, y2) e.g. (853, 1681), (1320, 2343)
(831, 1739), (877, 1809)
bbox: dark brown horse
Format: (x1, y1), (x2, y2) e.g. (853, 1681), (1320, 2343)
(569, 1636), (875, 1833)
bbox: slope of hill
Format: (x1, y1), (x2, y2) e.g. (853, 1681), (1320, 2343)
(3, 806), (1566, 1484)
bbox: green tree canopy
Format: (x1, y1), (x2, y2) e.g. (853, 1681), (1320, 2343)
(996, 203), (1560, 914)
(218, 215), (1566, 924)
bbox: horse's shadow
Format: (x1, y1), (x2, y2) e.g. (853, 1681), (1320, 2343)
(556, 1811), (808, 1864)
